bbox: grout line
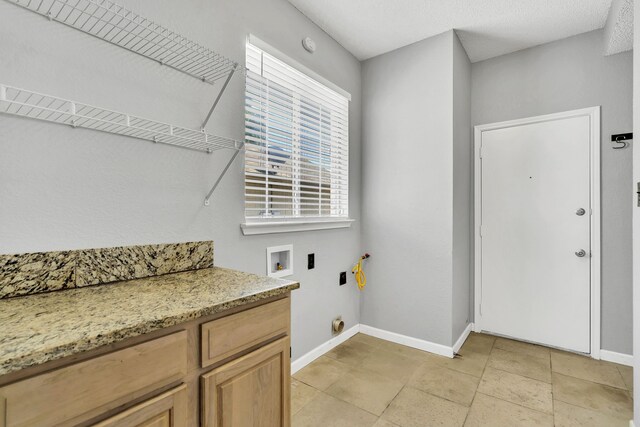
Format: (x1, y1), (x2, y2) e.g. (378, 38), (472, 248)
(473, 392), (554, 417)
(296, 335), (633, 424)
(551, 373), (556, 425)
(552, 393), (633, 420)
(290, 380), (322, 416)
(484, 364), (552, 384)
(401, 384), (470, 409)
(460, 386), (476, 425)
(550, 367), (631, 391)
(378, 384), (407, 420)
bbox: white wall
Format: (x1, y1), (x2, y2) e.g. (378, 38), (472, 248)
(472, 30), (633, 355)
(1, 0), (632, 365)
(361, 31), (472, 347)
(0, 0), (362, 361)
(452, 32), (473, 342)
(632, 0), (639, 423)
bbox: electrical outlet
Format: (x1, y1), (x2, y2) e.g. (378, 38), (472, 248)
(308, 253), (315, 270)
(339, 271), (347, 286)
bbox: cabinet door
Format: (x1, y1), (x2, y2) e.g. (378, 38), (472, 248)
(0, 332), (187, 427)
(201, 337), (290, 427)
(93, 384), (187, 427)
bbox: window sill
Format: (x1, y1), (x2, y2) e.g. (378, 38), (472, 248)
(240, 219), (355, 236)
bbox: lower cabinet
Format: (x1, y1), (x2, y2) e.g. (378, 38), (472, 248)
(0, 332), (187, 427)
(0, 296), (292, 427)
(201, 337), (291, 427)
(93, 385), (187, 427)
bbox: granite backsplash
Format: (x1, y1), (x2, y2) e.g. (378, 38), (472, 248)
(0, 241), (214, 299)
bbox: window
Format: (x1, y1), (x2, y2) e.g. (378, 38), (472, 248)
(244, 41), (349, 226)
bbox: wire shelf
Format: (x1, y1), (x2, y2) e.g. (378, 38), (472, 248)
(6, 0), (244, 84)
(0, 84), (243, 153)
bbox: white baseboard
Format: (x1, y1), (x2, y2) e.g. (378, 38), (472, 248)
(291, 324), (360, 374)
(291, 322), (477, 375)
(359, 324), (454, 358)
(629, 420), (635, 427)
(453, 323), (474, 354)
(600, 349), (633, 366)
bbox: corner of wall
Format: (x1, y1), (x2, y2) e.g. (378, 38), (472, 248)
(451, 28), (473, 346)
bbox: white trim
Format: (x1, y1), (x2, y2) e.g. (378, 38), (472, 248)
(600, 350), (634, 367)
(291, 324), (360, 374)
(247, 34), (352, 101)
(453, 323), (474, 354)
(630, 420), (635, 427)
(241, 219), (354, 235)
(266, 244), (293, 278)
(292, 323), (479, 374)
(359, 324), (454, 358)
(473, 107), (602, 358)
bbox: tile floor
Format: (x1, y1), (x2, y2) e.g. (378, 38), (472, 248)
(291, 333), (633, 426)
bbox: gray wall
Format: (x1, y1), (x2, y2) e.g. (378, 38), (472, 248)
(452, 32), (472, 343)
(472, 30), (633, 354)
(361, 31), (472, 347)
(633, 1), (639, 422)
(0, 0), (362, 361)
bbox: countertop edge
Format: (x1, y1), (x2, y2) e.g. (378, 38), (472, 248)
(0, 281), (299, 377)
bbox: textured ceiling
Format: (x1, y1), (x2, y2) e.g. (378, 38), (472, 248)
(604, 0), (633, 55)
(287, 0), (613, 62)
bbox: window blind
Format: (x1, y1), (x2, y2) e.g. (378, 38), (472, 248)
(244, 42), (349, 221)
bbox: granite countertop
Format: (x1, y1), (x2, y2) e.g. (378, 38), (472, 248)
(0, 267), (299, 377)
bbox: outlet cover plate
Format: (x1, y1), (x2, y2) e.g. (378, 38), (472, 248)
(339, 271), (347, 285)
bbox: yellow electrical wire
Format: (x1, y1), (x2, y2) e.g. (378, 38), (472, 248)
(352, 256), (367, 290)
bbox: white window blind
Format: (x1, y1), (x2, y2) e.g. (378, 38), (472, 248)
(244, 42), (349, 221)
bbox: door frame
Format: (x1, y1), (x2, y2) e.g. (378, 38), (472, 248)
(473, 107), (601, 358)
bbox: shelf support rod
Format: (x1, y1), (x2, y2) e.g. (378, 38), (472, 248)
(204, 141), (245, 206)
(201, 65), (237, 131)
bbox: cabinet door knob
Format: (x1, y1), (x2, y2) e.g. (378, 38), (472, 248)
(576, 208), (586, 216)
(575, 249), (586, 257)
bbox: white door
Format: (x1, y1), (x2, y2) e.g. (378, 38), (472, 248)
(478, 112), (595, 353)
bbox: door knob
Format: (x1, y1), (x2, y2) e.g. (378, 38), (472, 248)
(575, 249), (586, 257)
(576, 208), (586, 216)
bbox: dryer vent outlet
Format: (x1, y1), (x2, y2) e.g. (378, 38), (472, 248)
(332, 317), (344, 334)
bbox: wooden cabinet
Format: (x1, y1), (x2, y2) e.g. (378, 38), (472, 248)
(201, 338), (291, 427)
(201, 298), (289, 368)
(0, 332), (187, 427)
(0, 295), (292, 427)
(93, 385), (188, 427)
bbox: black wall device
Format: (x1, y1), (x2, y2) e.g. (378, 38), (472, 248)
(339, 272), (347, 286)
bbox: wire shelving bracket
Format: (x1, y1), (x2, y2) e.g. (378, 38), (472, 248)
(6, 0), (245, 85)
(201, 64), (244, 207)
(0, 84), (243, 153)
(5, 0), (248, 204)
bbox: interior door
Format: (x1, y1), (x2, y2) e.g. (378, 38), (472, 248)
(479, 115), (591, 353)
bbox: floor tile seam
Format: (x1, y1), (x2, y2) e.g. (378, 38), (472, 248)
(551, 398), (634, 422)
(485, 363), (553, 384)
(378, 384), (408, 421)
(427, 359), (485, 381)
(473, 391), (557, 418)
(551, 394), (633, 421)
(399, 384), (474, 410)
(476, 386), (554, 416)
(550, 369), (630, 390)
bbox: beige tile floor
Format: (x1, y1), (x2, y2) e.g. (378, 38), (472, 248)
(291, 333), (633, 427)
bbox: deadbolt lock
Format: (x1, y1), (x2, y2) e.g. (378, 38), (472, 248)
(576, 208), (586, 216)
